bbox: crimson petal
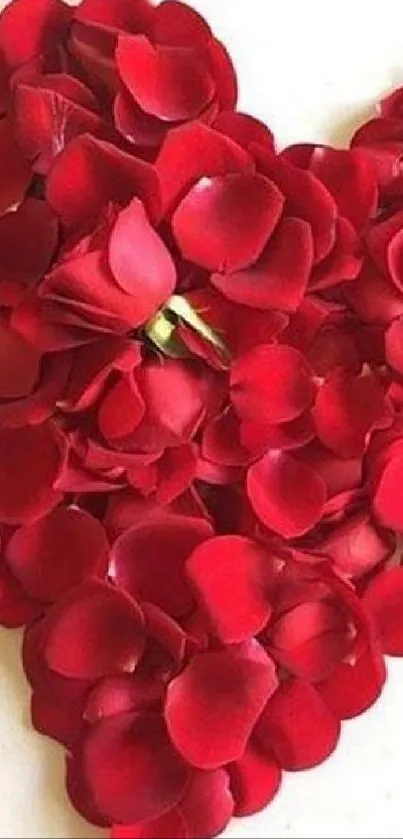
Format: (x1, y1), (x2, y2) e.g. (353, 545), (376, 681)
(247, 451), (326, 539)
(228, 744), (282, 817)
(83, 712), (189, 823)
(186, 535), (272, 643)
(173, 173), (283, 272)
(6, 506), (109, 602)
(43, 580), (145, 679)
(110, 516), (213, 618)
(165, 645), (278, 769)
(212, 216), (313, 311)
(363, 568), (403, 656)
(256, 678), (341, 770)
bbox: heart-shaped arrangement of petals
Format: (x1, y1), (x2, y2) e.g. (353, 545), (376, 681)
(2, 0), (403, 836)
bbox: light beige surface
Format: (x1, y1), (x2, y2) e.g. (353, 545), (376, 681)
(2, 1), (403, 836)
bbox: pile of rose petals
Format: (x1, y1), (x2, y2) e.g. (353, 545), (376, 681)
(2, 0), (403, 837)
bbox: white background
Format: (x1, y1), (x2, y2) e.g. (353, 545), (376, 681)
(1, 0), (403, 836)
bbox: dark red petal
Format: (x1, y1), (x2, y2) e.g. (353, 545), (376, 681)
(212, 216), (312, 312)
(228, 744), (282, 817)
(173, 173), (283, 272)
(256, 679), (341, 770)
(309, 217), (362, 291)
(386, 316), (403, 375)
(66, 751), (110, 828)
(0, 319), (41, 400)
(0, 116), (31, 214)
(0, 0), (71, 72)
(116, 35), (214, 121)
(180, 769), (234, 838)
(114, 88), (169, 148)
(83, 712), (189, 823)
(186, 535), (272, 643)
(318, 644), (386, 719)
(165, 645), (278, 769)
(214, 111), (275, 153)
(43, 580), (145, 679)
(108, 198), (176, 322)
(47, 133), (161, 228)
(363, 568), (403, 656)
(84, 673), (163, 723)
(313, 371), (389, 458)
(0, 560), (41, 628)
(111, 810), (188, 839)
(345, 259), (403, 325)
(0, 198), (57, 284)
(231, 344), (315, 425)
(111, 516), (213, 618)
(6, 506), (108, 602)
(156, 121), (254, 214)
(31, 685), (85, 748)
(0, 422), (64, 525)
(247, 451), (326, 539)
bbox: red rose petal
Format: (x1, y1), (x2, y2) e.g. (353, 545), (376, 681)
(313, 371), (389, 458)
(83, 712), (189, 823)
(152, 0), (211, 48)
(0, 116), (31, 214)
(0, 320), (41, 400)
(0, 198), (57, 284)
(318, 511), (393, 579)
(305, 146), (377, 230)
(6, 506), (109, 602)
(84, 673), (164, 723)
(318, 644), (386, 719)
(0, 0), (71, 72)
(111, 516), (213, 618)
(0, 560), (41, 628)
(228, 744), (282, 817)
(186, 535), (272, 643)
(108, 198), (176, 322)
(345, 259), (403, 325)
(0, 422), (64, 525)
(165, 646), (278, 769)
(66, 751), (110, 828)
(212, 216), (313, 311)
(231, 344), (315, 425)
(31, 685), (85, 748)
(253, 145), (337, 263)
(386, 316), (403, 375)
(111, 810), (188, 839)
(205, 37), (237, 111)
(214, 110), (275, 152)
(247, 451), (326, 539)
(156, 120), (253, 214)
(173, 173), (283, 272)
(13, 81), (102, 176)
(372, 449), (403, 530)
(116, 35), (214, 121)
(98, 373), (145, 441)
(75, 0), (154, 30)
(363, 568), (403, 656)
(43, 580), (145, 679)
(256, 678), (341, 770)
(180, 769), (234, 838)
(47, 134), (161, 228)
